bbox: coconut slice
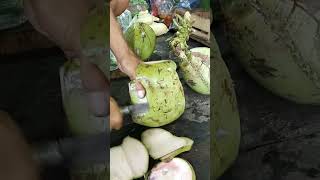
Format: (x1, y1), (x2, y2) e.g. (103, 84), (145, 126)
(110, 136), (149, 180)
(141, 128), (193, 160)
(148, 158), (196, 180)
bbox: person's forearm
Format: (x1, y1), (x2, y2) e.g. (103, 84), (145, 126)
(110, 9), (133, 63)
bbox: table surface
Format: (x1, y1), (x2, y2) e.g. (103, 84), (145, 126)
(110, 32), (211, 180)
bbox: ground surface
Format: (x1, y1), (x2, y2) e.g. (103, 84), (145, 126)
(214, 23), (320, 180)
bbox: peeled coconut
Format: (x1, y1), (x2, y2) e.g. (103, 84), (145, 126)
(110, 136), (149, 180)
(141, 128), (193, 161)
(125, 22), (156, 60)
(147, 158), (196, 180)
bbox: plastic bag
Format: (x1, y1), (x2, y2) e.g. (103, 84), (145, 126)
(128, 0), (149, 17)
(150, 0), (175, 27)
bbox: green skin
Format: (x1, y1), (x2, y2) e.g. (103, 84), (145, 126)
(211, 34), (241, 179)
(220, 0), (320, 104)
(160, 137), (193, 162)
(61, 60), (109, 180)
(125, 22), (156, 61)
(180, 47), (210, 95)
(129, 60), (185, 127)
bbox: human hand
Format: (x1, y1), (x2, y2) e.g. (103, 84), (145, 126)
(117, 52), (146, 98)
(110, 97), (123, 130)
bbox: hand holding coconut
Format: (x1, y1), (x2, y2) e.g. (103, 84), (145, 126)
(24, 0), (146, 130)
(24, 0), (110, 117)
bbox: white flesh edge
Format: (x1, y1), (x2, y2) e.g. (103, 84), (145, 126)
(142, 128), (188, 159)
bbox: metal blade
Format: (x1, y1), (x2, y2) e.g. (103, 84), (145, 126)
(120, 103), (149, 116)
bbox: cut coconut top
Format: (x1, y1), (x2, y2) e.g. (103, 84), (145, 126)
(148, 158), (195, 180)
(142, 128), (193, 160)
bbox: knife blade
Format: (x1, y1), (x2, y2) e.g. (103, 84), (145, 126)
(120, 103), (149, 115)
(119, 103), (149, 126)
(33, 131), (108, 168)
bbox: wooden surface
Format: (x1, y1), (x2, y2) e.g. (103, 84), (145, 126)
(175, 8), (211, 46)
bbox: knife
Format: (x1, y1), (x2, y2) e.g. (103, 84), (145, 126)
(33, 130), (108, 168)
(120, 103), (149, 126)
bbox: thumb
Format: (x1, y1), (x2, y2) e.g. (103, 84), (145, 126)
(135, 81), (146, 99)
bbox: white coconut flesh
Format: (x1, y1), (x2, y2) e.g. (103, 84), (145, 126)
(110, 136), (149, 180)
(150, 22), (169, 36)
(148, 158), (195, 180)
(142, 128), (193, 160)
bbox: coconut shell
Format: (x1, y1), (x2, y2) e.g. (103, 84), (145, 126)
(125, 22), (156, 61)
(212, 33), (241, 179)
(220, 0), (320, 104)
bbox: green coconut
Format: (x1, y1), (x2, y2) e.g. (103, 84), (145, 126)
(211, 33), (241, 179)
(147, 158), (196, 180)
(60, 6), (109, 180)
(129, 60), (185, 127)
(60, 60), (108, 180)
(169, 12), (210, 95)
(125, 22), (156, 61)
(141, 128), (193, 161)
(110, 136), (149, 180)
(220, 0), (320, 104)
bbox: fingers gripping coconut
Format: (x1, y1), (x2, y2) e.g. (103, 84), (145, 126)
(24, 0), (146, 130)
